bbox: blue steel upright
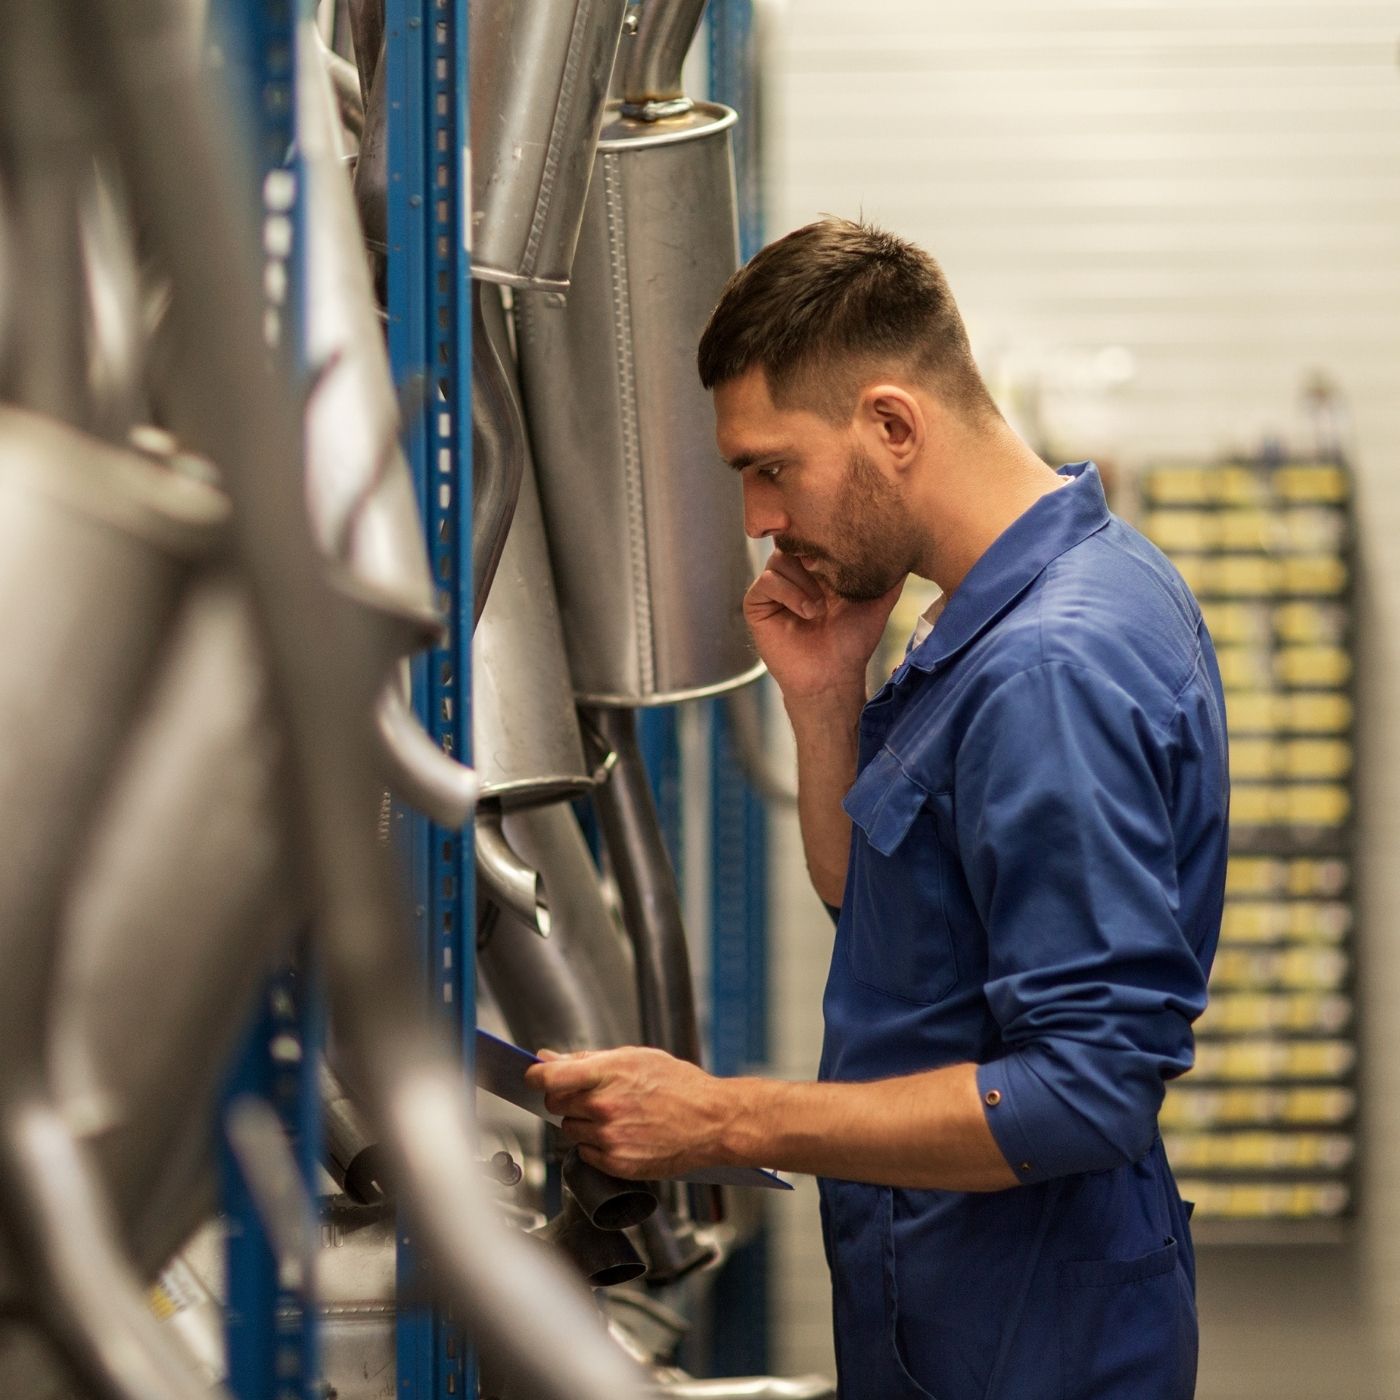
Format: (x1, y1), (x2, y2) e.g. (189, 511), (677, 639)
(706, 0), (772, 1377)
(385, 0), (475, 1396)
(212, 3), (324, 1398)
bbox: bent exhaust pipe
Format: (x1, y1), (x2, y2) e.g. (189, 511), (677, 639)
(584, 707), (702, 1065)
(533, 1193), (646, 1289)
(300, 26), (477, 825)
(472, 322), (593, 808)
(51, 579), (296, 1264)
(561, 1147), (656, 1233)
(0, 408), (229, 1400)
(77, 8), (647, 1395)
(476, 813), (551, 938)
(477, 803), (640, 1056)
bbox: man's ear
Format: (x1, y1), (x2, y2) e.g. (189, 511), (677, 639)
(858, 384), (925, 470)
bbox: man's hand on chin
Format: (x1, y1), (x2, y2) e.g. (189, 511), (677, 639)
(524, 1046), (738, 1180)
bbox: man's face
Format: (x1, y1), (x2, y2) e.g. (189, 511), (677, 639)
(714, 368), (912, 602)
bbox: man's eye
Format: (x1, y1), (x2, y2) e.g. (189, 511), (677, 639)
(758, 464), (783, 481)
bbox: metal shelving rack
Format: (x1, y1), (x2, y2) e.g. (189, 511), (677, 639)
(383, 0), (474, 1395)
(215, 5), (324, 1399)
(706, 1), (772, 1377)
(215, 2), (767, 1392)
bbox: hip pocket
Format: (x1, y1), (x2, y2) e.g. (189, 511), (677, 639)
(842, 747), (958, 1005)
(1057, 1239), (1197, 1400)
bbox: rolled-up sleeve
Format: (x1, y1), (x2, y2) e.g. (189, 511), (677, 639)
(958, 661), (1207, 1184)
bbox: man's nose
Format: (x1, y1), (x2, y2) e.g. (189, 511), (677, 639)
(742, 477), (788, 540)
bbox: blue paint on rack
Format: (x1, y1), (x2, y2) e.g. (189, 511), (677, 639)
(387, 0), (474, 1393)
(215, 5), (322, 1396)
(706, 0), (772, 1378)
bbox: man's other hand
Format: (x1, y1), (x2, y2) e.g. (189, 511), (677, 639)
(523, 1047), (735, 1180)
(744, 548), (902, 701)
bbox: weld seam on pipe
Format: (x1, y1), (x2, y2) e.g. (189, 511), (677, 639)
(602, 151), (655, 697)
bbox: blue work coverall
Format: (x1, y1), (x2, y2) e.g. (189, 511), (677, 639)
(819, 462), (1229, 1400)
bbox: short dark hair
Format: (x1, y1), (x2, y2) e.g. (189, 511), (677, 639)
(697, 216), (997, 424)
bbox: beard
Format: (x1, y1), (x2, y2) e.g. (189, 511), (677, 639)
(775, 445), (910, 602)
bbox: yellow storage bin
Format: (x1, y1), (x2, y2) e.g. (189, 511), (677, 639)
(1273, 464), (1349, 504)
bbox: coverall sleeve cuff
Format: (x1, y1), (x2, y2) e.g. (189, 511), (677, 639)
(976, 1059), (1054, 1186)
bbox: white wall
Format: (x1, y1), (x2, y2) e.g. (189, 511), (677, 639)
(759, 3), (1400, 1394)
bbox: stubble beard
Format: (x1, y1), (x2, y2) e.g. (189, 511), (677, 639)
(776, 445), (909, 603)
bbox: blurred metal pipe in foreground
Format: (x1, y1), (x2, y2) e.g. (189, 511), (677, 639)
(300, 33), (477, 826)
(374, 674), (481, 827)
(301, 31), (437, 653)
(75, 5), (647, 1395)
(51, 580), (294, 1262)
(77, 163), (148, 441)
(0, 8), (90, 425)
(0, 410), (229, 1400)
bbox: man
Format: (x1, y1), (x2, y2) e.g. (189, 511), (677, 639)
(526, 218), (1228, 1399)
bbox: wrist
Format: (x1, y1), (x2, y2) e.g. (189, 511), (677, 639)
(782, 679), (867, 719)
(714, 1076), (790, 1168)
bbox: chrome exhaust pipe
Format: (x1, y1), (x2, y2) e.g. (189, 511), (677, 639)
(469, 0), (629, 289)
(77, 8), (648, 1394)
(478, 803), (640, 1056)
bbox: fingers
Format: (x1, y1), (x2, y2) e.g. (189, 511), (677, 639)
(747, 557), (827, 621)
(524, 1053), (606, 1096)
(766, 548), (824, 599)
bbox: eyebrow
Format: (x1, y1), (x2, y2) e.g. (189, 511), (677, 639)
(724, 449), (786, 472)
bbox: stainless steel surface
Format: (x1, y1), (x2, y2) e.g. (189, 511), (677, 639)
(346, 0), (383, 105)
(651, 1379), (837, 1399)
(302, 27), (480, 825)
(0, 407), (226, 1400)
(301, 27), (439, 651)
(322, 1063), (390, 1205)
(469, 0), (628, 289)
(0, 1104), (233, 1400)
(534, 1194), (647, 1288)
(562, 1147), (657, 1232)
(515, 102), (762, 705)
(476, 811), (552, 938)
(472, 290), (593, 804)
(80, 5), (648, 1391)
(478, 803), (641, 1056)
(351, 36), (387, 271)
(585, 708), (702, 1065)
(77, 163), (146, 441)
(619, 0), (709, 119)
(374, 672), (481, 828)
(0, 8), (91, 425)
(50, 580), (293, 1262)
(635, 1211), (717, 1286)
(317, 29), (365, 141)
(471, 279), (527, 620)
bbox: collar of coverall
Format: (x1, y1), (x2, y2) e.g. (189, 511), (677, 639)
(903, 460), (1111, 675)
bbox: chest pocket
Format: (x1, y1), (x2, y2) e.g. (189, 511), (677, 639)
(842, 745), (959, 1005)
